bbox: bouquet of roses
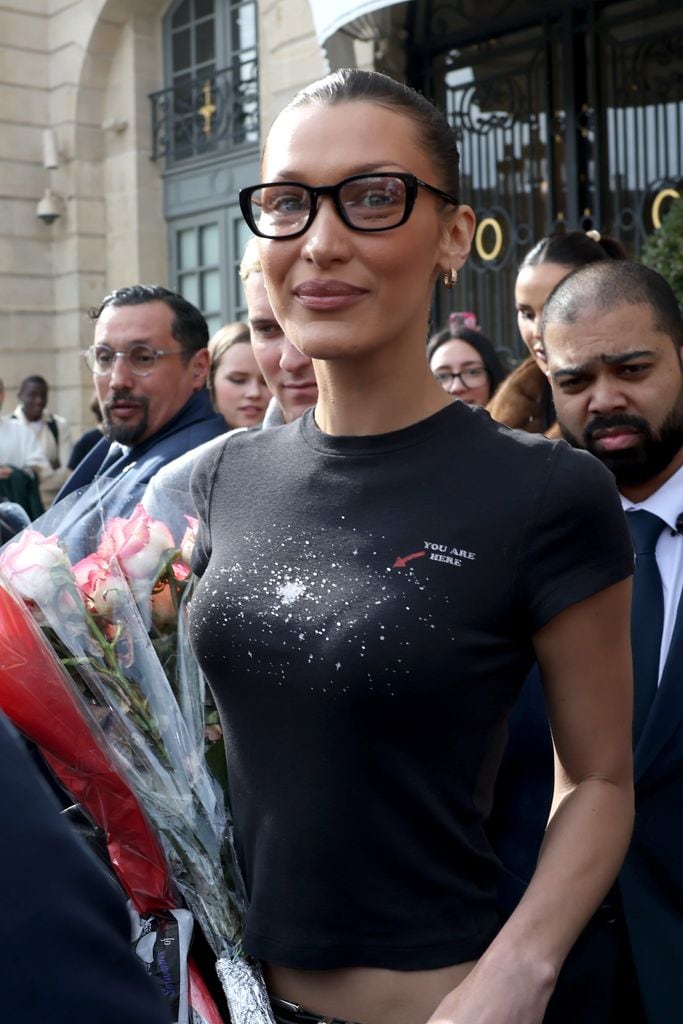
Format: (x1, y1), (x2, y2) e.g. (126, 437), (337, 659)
(0, 502), (274, 1024)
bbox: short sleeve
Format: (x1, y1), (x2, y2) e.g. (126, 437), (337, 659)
(517, 442), (634, 631)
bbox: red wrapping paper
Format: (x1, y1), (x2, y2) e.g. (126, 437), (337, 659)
(0, 581), (227, 1022)
(0, 584), (173, 912)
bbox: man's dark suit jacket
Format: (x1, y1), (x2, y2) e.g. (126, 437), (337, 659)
(49, 389), (226, 555)
(0, 712), (170, 1023)
(489, 563), (683, 1023)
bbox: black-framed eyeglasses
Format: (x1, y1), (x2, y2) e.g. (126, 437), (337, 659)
(434, 367), (489, 390)
(83, 344), (184, 377)
(239, 173), (459, 240)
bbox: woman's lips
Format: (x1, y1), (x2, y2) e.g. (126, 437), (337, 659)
(294, 279), (368, 311)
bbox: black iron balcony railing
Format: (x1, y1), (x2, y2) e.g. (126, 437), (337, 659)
(149, 57), (259, 164)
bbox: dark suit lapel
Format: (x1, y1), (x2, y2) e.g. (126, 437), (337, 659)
(634, 588), (683, 781)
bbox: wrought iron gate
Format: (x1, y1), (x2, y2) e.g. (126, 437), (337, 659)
(407, 0), (683, 362)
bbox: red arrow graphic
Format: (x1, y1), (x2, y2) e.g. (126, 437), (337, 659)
(392, 550), (427, 569)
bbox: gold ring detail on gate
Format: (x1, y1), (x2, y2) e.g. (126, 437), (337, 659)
(652, 188), (680, 230)
(475, 218), (504, 261)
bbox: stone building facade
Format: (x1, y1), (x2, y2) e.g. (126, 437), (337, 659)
(1, 0), (681, 436)
(0, 0), (330, 435)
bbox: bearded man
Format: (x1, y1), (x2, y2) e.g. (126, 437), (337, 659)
(539, 260), (683, 1024)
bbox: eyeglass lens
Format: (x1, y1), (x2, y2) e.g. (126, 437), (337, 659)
(251, 175), (409, 236)
(88, 345), (159, 376)
(435, 368), (487, 388)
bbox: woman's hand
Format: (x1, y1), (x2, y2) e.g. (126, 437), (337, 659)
(425, 951), (555, 1024)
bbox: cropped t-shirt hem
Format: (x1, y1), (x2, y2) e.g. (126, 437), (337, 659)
(245, 925), (498, 971)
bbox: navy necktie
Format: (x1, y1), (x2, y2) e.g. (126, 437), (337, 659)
(627, 510), (665, 742)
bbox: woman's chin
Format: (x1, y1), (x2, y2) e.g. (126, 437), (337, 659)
(291, 329), (374, 363)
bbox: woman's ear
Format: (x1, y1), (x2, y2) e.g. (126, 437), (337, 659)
(438, 204), (476, 276)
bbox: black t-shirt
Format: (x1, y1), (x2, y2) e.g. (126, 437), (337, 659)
(189, 402), (633, 971)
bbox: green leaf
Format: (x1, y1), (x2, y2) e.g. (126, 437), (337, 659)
(641, 199), (683, 309)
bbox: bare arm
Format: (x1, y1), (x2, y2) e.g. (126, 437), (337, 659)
(428, 578), (634, 1023)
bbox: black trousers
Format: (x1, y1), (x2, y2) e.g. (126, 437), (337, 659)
(544, 900), (646, 1024)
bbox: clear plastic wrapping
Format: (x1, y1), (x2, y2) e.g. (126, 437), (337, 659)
(0, 495), (274, 1024)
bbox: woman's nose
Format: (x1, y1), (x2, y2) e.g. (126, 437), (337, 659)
(447, 374), (467, 394)
(244, 376), (263, 397)
(300, 198), (351, 266)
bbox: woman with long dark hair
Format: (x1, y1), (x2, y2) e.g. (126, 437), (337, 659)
(428, 325), (507, 406)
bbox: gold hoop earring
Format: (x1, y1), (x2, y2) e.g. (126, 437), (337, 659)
(443, 268), (457, 289)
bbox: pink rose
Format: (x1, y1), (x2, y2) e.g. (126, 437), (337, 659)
(0, 530), (72, 603)
(99, 504), (175, 586)
(73, 552), (130, 619)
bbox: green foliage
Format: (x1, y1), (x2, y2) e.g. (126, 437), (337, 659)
(641, 199), (683, 309)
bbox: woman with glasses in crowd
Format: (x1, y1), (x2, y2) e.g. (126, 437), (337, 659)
(189, 69), (634, 1024)
(428, 325), (507, 407)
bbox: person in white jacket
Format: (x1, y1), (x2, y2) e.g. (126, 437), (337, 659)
(0, 377), (50, 518)
(12, 374), (73, 506)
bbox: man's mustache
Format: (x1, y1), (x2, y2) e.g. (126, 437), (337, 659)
(584, 413), (648, 443)
(104, 391), (148, 412)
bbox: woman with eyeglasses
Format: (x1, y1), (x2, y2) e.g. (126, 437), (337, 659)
(428, 326), (507, 406)
(189, 70), (634, 1024)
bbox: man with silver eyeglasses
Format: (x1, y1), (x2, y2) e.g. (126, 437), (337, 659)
(53, 285), (225, 538)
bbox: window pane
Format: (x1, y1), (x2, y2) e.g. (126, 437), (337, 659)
(234, 217), (252, 314)
(234, 1), (257, 51)
(178, 228), (198, 270)
(200, 223), (219, 265)
(172, 28), (191, 71)
(234, 217), (251, 263)
(195, 0), (215, 19)
(195, 18), (215, 64)
(202, 269), (220, 310)
(178, 273), (200, 306)
(205, 313), (222, 336)
(172, 0), (191, 29)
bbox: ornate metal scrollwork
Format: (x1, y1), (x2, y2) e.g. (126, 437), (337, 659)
(429, 0), (518, 36)
(616, 34), (683, 106)
(149, 57), (259, 164)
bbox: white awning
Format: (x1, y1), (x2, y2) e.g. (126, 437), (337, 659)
(308, 0), (397, 45)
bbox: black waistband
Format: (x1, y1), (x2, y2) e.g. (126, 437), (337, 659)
(270, 995), (363, 1024)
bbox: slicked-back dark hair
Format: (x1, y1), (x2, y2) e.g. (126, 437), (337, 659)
(542, 260), (683, 350)
(520, 230), (627, 273)
(89, 284), (209, 362)
(280, 68), (460, 200)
